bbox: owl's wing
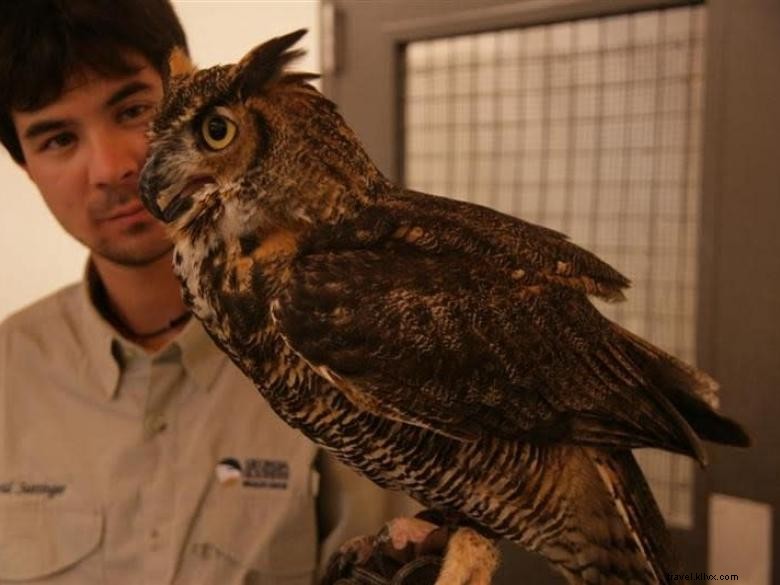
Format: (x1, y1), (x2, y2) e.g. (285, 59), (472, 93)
(273, 191), (733, 459)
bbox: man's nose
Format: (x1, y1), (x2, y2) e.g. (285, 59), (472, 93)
(86, 127), (141, 189)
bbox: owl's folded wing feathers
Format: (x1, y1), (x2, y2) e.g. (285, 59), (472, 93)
(273, 190), (748, 460)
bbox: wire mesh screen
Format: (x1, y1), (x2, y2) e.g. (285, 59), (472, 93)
(402, 4), (705, 528)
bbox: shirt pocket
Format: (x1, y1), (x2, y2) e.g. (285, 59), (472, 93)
(181, 487), (318, 585)
(0, 499), (103, 581)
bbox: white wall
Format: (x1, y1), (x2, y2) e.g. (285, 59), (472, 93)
(0, 1), (320, 321)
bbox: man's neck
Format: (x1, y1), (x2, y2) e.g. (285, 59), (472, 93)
(91, 251), (189, 351)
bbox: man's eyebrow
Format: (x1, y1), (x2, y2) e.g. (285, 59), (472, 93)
(23, 119), (70, 141)
(105, 80), (154, 108)
(22, 80), (155, 141)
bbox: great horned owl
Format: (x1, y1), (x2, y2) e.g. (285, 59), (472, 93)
(139, 30), (749, 585)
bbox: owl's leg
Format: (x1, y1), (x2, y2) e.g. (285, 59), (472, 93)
(434, 527), (500, 585)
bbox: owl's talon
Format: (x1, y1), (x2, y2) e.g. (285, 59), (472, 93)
(343, 534), (378, 566)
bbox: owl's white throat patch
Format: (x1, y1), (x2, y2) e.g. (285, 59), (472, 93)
(219, 195), (270, 240)
(172, 235), (218, 322)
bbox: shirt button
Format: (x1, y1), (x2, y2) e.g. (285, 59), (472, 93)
(145, 415), (168, 435)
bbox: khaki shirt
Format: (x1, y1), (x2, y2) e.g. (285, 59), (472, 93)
(0, 273), (394, 584)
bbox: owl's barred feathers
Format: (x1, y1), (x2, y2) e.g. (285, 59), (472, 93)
(139, 30), (749, 585)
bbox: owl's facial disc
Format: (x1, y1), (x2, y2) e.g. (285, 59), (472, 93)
(141, 106), (242, 224)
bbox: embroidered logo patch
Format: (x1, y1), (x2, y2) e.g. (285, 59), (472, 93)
(215, 458), (289, 489)
(215, 459), (243, 486)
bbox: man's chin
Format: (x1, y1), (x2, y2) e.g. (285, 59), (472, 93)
(92, 239), (174, 268)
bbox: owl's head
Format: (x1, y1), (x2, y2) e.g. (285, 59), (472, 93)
(140, 29), (387, 242)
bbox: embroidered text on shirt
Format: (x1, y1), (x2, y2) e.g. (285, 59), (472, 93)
(0, 481), (67, 498)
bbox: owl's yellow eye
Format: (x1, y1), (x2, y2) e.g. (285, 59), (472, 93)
(201, 113), (237, 150)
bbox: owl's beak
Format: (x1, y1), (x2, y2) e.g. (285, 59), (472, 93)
(145, 186), (194, 224)
(139, 166), (214, 224)
(139, 187), (165, 222)
(139, 157), (168, 222)
(140, 180), (194, 224)
(139, 157), (198, 224)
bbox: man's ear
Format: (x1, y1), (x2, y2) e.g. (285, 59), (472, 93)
(16, 157), (30, 177)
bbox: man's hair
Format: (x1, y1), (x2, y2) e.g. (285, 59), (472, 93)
(0, 0), (188, 164)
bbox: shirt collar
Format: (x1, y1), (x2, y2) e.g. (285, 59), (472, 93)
(78, 260), (228, 400)
(173, 318), (229, 394)
(78, 261), (122, 400)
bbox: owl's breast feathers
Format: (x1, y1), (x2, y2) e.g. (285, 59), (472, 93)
(201, 187), (747, 462)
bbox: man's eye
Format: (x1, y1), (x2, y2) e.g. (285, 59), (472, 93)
(118, 104), (152, 123)
(40, 132), (75, 152)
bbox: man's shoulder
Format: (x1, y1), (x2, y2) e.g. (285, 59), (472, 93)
(0, 282), (82, 339)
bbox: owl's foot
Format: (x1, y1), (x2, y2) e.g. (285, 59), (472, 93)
(381, 514), (499, 585)
(330, 533), (378, 568)
(321, 512), (499, 585)
(378, 516), (441, 551)
(434, 527), (500, 585)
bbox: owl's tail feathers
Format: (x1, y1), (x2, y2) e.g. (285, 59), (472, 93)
(616, 324), (751, 454)
(535, 447), (675, 585)
(588, 448), (677, 585)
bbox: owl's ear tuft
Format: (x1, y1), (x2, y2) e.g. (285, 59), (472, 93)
(168, 47), (195, 77)
(162, 46), (196, 94)
(236, 29), (308, 99)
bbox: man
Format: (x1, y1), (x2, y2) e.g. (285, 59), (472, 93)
(0, 2), (392, 583)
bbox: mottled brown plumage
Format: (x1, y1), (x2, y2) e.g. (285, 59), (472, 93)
(139, 30), (749, 585)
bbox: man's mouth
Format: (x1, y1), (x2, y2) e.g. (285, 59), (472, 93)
(105, 202), (148, 221)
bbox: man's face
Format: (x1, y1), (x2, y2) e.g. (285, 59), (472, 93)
(12, 54), (171, 267)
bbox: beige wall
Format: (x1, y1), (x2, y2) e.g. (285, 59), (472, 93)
(0, 0), (320, 321)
